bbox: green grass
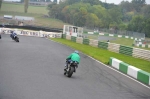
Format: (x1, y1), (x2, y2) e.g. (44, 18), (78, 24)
(83, 33), (103, 40)
(109, 37), (150, 50)
(110, 38), (134, 47)
(145, 38), (150, 44)
(51, 38), (150, 73)
(0, 11), (67, 28)
(86, 34), (99, 39)
(1, 2), (48, 15)
(83, 33), (134, 47)
(0, 11), (38, 17)
(0, 2), (69, 28)
(110, 38), (150, 50)
(34, 16), (67, 28)
(85, 34), (150, 50)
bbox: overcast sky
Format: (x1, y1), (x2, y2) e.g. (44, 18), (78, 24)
(100, 0), (150, 4)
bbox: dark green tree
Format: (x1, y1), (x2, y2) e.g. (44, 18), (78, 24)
(108, 7), (123, 24)
(132, 0), (145, 4)
(127, 15), (145, 32)
(67, 0), (81, 5)
(0, 0), (2, 10)
(143, 18), (150, 37)
(141, 5), (150, 18)
(82, 0), (101, 6)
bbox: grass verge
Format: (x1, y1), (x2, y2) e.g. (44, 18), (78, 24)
(1, 2), (48, 15)
(84, 34), (150, 50)
(51, 38), (150, 73)
(0, 2), (69, 28)
(0, 11), (68, 28)
(110, 38), (134, 47)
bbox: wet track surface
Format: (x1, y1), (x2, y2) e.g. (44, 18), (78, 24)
(0, 34), (150, 99)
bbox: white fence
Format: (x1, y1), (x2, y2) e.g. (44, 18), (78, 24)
(1, 28), (62, 38)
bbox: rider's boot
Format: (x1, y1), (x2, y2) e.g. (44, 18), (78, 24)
(64, 64), (68, 71)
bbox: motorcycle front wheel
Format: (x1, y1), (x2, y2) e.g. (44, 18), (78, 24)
(15, 37), (19, 42)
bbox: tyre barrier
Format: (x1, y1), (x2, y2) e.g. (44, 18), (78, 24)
(65, 35), (150, 61)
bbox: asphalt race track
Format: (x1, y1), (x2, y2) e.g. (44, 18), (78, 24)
(0, 34), (150, 99)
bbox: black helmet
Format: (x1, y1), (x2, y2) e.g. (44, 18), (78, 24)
(10, 30), (13, 33)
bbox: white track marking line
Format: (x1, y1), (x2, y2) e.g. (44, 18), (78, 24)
(88, 56), (150, 89)
(50, 39), (150, 89)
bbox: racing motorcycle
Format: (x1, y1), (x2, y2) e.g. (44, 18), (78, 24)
(10, 33), (19, 42)
(64, 61), (78, 77)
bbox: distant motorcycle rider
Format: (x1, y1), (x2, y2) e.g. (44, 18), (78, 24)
(10, 30), (17, 39)
(64, 50), (80, 71)
(0, 28), (2, 39)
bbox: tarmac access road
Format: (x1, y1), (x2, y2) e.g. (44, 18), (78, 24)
(98, 35), (116, 41)
(82, 34), (116, 41)
(0, 34), (150, 99)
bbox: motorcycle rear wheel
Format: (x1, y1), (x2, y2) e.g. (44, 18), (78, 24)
(64, 70), (67, 75)
(67, 67), (74, 77)
(15, 37), (19, 42)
